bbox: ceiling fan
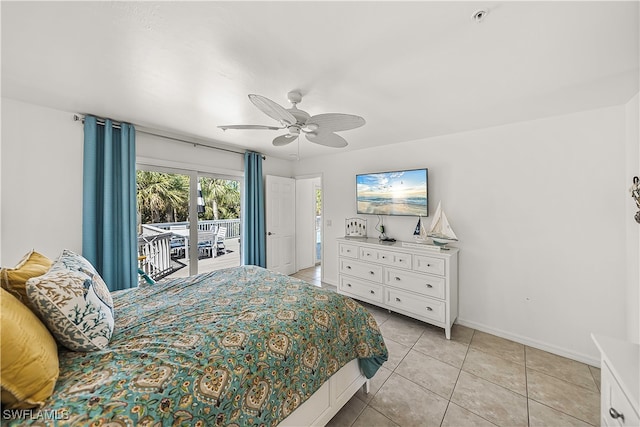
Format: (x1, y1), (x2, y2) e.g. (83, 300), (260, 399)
(218, 91), (365, 148)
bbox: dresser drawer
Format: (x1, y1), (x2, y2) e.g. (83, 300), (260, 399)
(339, 259), (383, 283)
(339, 243), (359, 259)
(378, 250), (411, 269)
(413, 254), (445, 276)
(602, 361), (640, 427)
(360, 248), (412, 269)
(386, 289), (445, 323)
(339, 277), (383, 303)
(385, 268), (445, 299)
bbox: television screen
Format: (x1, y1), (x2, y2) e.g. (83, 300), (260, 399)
(356, 168), (428, 216)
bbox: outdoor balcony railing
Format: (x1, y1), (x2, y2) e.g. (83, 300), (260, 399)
(137, 219), (240, 284)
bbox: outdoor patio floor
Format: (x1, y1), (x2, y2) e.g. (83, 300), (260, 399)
(164, 238), (241, 279)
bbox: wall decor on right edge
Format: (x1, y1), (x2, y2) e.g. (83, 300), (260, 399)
(345, 218), (367, 237)
(631, 176), (640, 224)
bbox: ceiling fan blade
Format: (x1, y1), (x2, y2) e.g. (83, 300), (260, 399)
(306, 113), (365, 132)
(249, 94), (297, 126)
(218, 124), (284, 131)
(273, 134), (297, 146)
(306, 132), (348, 148)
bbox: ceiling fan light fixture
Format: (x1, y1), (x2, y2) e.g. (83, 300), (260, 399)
(288, 126), (300, 136)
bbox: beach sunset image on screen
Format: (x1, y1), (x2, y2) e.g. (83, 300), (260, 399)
(356, 169), (428, 216)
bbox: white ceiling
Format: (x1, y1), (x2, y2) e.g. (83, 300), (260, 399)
(2, 1), (638, 160)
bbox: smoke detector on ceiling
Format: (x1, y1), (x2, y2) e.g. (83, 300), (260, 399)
(472, 8), (489, 23)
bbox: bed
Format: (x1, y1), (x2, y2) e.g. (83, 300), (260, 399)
(4, 265), (388, 426)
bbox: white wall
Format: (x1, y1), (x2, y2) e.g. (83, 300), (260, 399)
(1, 97), (293, 266)
(293, 105), (631, 365)
(1, 98), (84, 264)
(625, 92), (640, 344)
(136, 131), (293, 179)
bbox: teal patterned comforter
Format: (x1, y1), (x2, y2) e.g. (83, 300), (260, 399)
(8, 266), (387, 426)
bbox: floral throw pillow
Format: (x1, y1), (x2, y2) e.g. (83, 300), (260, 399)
(25, 250), (114, 351)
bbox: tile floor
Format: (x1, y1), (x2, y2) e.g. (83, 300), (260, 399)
(291, 266), (601, 427)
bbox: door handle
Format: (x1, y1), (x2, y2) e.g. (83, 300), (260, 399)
(267, 232), (274, 236)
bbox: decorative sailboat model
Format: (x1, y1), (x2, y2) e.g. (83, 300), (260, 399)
(427, 201), (458, 249)
(413, 216), (429, 243)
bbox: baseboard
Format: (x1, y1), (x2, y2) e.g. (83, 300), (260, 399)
(456, 317), (600, 368)
(323, 277), (338, 287)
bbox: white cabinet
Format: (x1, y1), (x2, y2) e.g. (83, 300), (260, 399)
(592, 334), (640, 427)
(337, 237), (458, 339)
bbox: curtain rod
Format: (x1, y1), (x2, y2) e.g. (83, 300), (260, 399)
(73, 114), (265, 159)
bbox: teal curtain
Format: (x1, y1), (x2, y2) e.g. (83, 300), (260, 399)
(82, 116), (137, 291)
(242, 151), (266, 267)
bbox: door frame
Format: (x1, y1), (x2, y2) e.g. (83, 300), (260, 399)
(136, 160), (243, 276)
(294, 173), (324, 280)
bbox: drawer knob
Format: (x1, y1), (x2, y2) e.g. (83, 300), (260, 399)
(382, 256), (386, 259)
(370, 290), (375, 294)
(346, 266), (352, 269)
(395, 277), (401, 281)
(426, 284), (433, 288)
(426, 264), (431, 267)
(369, 271), (375, 275)
(398, 259), (403, 262)
(609, 408), (624, 421)
(347, 283), (352, 287)
(395, 297), (401, 302)
(426, 307), (433, 311)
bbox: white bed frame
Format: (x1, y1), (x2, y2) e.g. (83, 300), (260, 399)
(279, 359), (369, 426)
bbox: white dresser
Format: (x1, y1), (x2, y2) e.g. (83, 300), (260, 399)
(592, 334), (640, 427)
(337, 237), (458, 339)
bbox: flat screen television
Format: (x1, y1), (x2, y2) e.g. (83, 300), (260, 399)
(356, 168), (428, 216)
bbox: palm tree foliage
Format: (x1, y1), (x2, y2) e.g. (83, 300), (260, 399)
(137, 171), (240, 225)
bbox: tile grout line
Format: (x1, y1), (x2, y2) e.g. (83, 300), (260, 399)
(440, 329), (474, 427)
(525, 365), (600, 393)
(448, 329), (505, 426)
(346, 396), (367, 427)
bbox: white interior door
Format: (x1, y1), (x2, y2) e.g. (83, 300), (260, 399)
(266, 175), (296, 275)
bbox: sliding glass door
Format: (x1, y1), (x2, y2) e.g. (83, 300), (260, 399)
(136, 165), (241, 282)
(194, 175), (242, 276)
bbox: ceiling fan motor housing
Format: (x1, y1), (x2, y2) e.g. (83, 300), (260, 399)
(287, 91), (303, 105)
(287, 106), (310, 126)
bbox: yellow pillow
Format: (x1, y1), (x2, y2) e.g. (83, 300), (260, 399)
(0, 288), (59, 409)
(1, 250), (52, 311)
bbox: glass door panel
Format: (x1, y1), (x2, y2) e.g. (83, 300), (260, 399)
(136, 170), (190, 282)
(196, 175), (242, 275)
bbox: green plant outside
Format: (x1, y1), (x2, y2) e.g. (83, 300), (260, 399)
(136, 171), (240, 224)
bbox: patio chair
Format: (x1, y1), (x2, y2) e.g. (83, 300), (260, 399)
(169, 225), (187, 259)
(215, 226), (227, 256)
(197, 229), (215, 258)
(169, 236), (186, 259)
